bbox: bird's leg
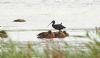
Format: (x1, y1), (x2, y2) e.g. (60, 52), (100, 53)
(59, 30), (62, 32)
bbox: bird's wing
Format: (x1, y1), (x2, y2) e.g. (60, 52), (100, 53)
(55, 24), (66, 28)
(59, 24), (66, 28)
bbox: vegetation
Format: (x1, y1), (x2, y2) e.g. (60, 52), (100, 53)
(0, 39), (100, 58)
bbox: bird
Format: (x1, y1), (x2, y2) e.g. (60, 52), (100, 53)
(54, 31), (68, 38)
(63, 31), (69, 36)
(37, 30), (55, 39)
(48, 20), (66, 31)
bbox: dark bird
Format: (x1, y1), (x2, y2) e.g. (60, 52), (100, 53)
(48, 20), (66, 31)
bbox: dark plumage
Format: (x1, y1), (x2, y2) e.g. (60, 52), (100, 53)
(48, 20), (66, 31)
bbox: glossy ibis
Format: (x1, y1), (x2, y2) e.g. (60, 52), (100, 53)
(48, 20), (66, 31)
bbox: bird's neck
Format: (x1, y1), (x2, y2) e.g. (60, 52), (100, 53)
(52, 23), (55, 26)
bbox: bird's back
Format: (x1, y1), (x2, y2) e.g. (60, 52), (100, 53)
(52, 24), (66, 30)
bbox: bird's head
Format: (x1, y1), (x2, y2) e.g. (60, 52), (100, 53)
(48, 30), (52, 34)
(52, 20), (55, 23)
(48, 20), (55, 26)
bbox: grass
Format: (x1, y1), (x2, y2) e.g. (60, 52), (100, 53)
(0, 39), (100, 58)
(85, 40), (100, 58)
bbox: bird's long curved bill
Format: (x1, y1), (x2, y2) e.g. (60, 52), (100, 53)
(48, 22), (52, 26)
